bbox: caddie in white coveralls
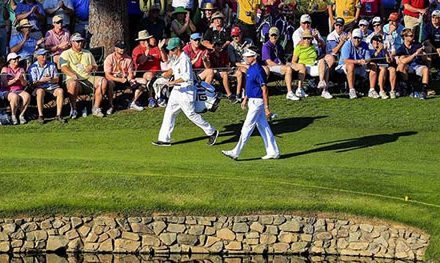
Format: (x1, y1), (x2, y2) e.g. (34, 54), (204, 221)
(222, 49), (280, 160)
(152, 37), (219, 146)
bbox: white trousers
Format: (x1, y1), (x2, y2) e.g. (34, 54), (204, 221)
(158, 86), (216, 142)
(231, 98), (279, 157)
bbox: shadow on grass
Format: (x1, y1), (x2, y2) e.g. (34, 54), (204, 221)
(279, 131), (418, 159)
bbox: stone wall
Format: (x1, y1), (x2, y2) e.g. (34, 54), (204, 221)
(0, 215), (429, 261)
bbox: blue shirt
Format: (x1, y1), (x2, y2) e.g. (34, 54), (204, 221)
(72, 0), (89, 21)
(245, 62), (266, 99)
(9, 33), (38, 59)
(28, 61), (59, 90)
(15, 2), (45, 30)
(338, 40), (371, 65)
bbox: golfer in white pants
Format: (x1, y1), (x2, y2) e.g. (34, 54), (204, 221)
(222, 49), (280, 160)
(152, 37), (219, 146)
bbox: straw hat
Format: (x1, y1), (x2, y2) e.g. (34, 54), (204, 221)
(135, 30), (153, 41)
(201, 2), (217, 10)
(16, 19), (33, 29)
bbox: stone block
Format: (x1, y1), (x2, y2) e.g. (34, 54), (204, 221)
(46, 236), (69, 252)
(232, 223), (249, 233)
(301, 234), (313, 242)
(0, 242), (10, 252)
(250, 222), (264, 233)
(225, 241), (242, 250)
(108, 229), (121, 239)
(78, 226), (91, 238)
(216, 228), (235, 240)
(151, 221), (166, 236)
(122, 232), (140, 241)
(177, 234), (198, 245)
(280, 221), (301, 232)
(159, 233), (177, 246)
(273, 243), (289, 253)
(0, 232), (8, 241)
(188, 225), (205, 235)
(2, 224), (16, 234)
(260, 215), (274, 225)
(21, 222), (38, 232)
(97, 239), (113, 253)
(130, 223), (153, 234)
(273, 216), (286, 225)
(66, 230), (79, 240)
(205, 226), (216, 235)
(27, 230), (48, 241)
(260, 233), (276, 244)
(315, 232), (332, 241)
(291, 242), (308, 253)
(142, 234), (161, 247)
(278, 232), (293, 243)
(167, 223), (186, 233)
(348, 241), (369, 250)
(71, 217), (83, 229)
(208, 241), (223, 253)
(360, 224), (373, 233)
(114, 239), (140, 253)
(265, 225), (279, 235)
(191, 246), (209, 254)
(204, 236), (220, 247)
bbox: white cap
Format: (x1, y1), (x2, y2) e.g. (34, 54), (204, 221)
(359, 19), (369, 26)
(372, 16), (382, 25)
(300, 14), (312, 23)
(7, 52), (20, 62)
(433, 10), (440, 17)
(242, 49), (257, 57)
(352, 28), (363, 38)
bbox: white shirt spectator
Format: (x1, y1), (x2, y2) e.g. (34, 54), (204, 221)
(171, 0), (193, 9)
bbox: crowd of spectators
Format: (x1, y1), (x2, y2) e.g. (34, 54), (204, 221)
(1, 0), (440, 125)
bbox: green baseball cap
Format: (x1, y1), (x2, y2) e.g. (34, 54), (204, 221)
(166, 37), (181, 51)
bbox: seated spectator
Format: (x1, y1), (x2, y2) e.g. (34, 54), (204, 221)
(368, 34), (397, 99)
(366, 16), (384, 47)
(9, 19), (44, 69)
(262, 27), (298, 101)
(28, 49), (65, 123)
(14, 0), (45, 39)
(422, 9), (440, 83)
(132, 30), (169, 108)
(358, 19), (371, 42)
(337, 28), (371, 99)
(105, 40), (144, 112)
(326, 17), (349, 68)
(227, 26), (252, 101)
(139, 4), (165, 41)
(43, 0), (74, 31)
(0, 52), (30, 125)
(383, 12), (404, 54)
(359, 0), (383, 20)
(170, 6), (196, 43)
(209, 40), (235, 101)
(291, 30), (333, 99)
(196, 2), (216, 33)
(59, 33), (108, 118)
(292, 14), (326, 55)
(202, 11), (231, 50)
(183, 32), (214, 84)
(396, 28), (430, 99)
(45, 15), (71, 66)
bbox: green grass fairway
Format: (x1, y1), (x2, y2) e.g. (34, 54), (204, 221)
(0, 95), (439, 259)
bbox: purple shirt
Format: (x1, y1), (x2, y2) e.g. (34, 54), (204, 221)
(261, 40), (285, 65)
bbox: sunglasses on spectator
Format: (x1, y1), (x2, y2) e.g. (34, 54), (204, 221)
(353, 37), (361, 40)
(359, 24), (368, 27)
(302, 22), (311, 24)
(192, 38), (201, 41)
(270, 34), (278, 37)
(73, 40), (84, 43)
(373, 24), (381, 26)
(335, 24), (343, 27)
(10, 58), (19, 61)
(303, 37), (312, 40)
(232, 35), (240, 38)
(405, 34), (414, 37)
(54, 21), (63, 24)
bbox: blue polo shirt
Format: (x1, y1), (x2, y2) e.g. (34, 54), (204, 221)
(245, 62), (267, 99)
(9, 33), (38, 60)
(338, 40), (371, 65)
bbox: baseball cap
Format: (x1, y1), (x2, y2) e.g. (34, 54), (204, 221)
(231, 26), (241, 36)
(335, 17), (345, 26)
(34, 48), (48, 56)
(370, 34), (383, 43)
(6, 52), (20, 62)
(190, 32), (202, 40)
(300, 14), (312, 23)
(166, 37), (181, 50)
(115, 40), (127, 49)
(372, 16), (382, 25)
(358, 19), (369, 26)
(269, 27), (279, 36)
(388, 12), (399, 22)
(52, 15), (63, 23)
(242, 49), (257, 57)
(352, 28), (363, 38)
(433, 10), (440, 17)
(70, 33), (85, 42)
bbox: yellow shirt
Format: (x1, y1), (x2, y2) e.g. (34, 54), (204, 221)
(331, 0), (360, 24)
(60, 48), (97, 80)
(237, 0), (261, 25)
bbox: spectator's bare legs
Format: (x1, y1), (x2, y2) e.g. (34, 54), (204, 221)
(282, 65), (293, 94)
(143, 72), (155, 103)
(107, 81), (115, 109)
(234, 68), (243, 97)
(378, 67), (387, 93)
(421, 66), (429, 85)
(36, 89), (45, 117)
(290, 63), (305, 89)
(397, 64), (408, 81)
(54, 88), (64, 117)
(7, 93), (19, 118)
(389, 67), (397, 91)
(318, 59), (329, 87)
(369, 64), (378, 90)
(324, 54), (335, 69)
(199, 68), (214, 84)
(93, 77), (108, 109)
(220, 71), (232, 96)
(67, 79), (79, 111)
(18, 91), (30, 118)
(345, 63), (356, 90)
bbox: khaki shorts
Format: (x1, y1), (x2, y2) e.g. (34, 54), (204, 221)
(67, 76), (103, 94)
(404, 15), (420, 30)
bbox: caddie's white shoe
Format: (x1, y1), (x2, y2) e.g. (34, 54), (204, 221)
(261, 154), (280, 160)
(222, 150), (238, 160)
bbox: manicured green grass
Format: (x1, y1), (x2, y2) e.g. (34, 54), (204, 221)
(0, 94), (439, 259)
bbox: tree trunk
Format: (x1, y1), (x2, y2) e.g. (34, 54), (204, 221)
(89, 0), (128, 57)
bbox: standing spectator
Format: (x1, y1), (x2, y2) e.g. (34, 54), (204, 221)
(359, 0), (384, 20)
(45, 15), (71, 66)
(236, 0), (262, 43)
(170, 6), (196, 43)
(28, 48), (65, 123)
(402, 0), (428, 31)
(183, 32), (214, 84)
(326, 17), (349, 68)
(196, 2), (216, 33)
(337, 28), (371, 99)
(308, 0), (333, 36)
(422, 9), (440, 83)
(261, 27), (298, 101)
(328, 0), (361, 32)
(9, 18), (44, 68)
(383, 12), (404, 54)
(71, 0), (89, 39)
(43, 0), (74, 31)
(59, 33), (108, 118)
(139, 4), (165, 41)
(0, 52), (30, 125)
(202, 11), (230, 50)
(14, 0), (45, 39)
(0, 0), (8, 59)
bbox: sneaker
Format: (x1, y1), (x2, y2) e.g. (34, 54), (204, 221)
(130, 102), (144, 111)
(427, 89), (436, 96)
(152, 141), (171, 147)
(349, 89), (357, 99)
(56, 115), (66, 123)
(207, 130), (219, 146)
(221, 150), (238, 160)
(261, 153), (280, 160)
(235, 97), (242, 104)
(148, 98), (156, 108)
(227, 94), (237, 103)
(321, 90), (333, 99)
(37, 115), (45, 124)
(11, 115), (18, 125)
(19, 115), (26, 124)
(81, 107), (88, 118)
(157, 100), (167, 108)
(379, 91), (389, 99)
(295, 87), (307, 98)
(412, 91), (420, 98)
(368, 89), (380, 99)
(390, 91), (396, 99)
(420, 92), (427, 100)
(92, 107), (104, 118)
(286, 92), (300, 101)
(317, 80), (327, 90)
(106, 107), (114, 115)
(70, 109), (78, 119)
